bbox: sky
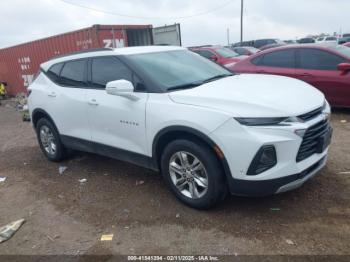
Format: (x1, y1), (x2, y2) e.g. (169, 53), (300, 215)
(1, 0), (349, 48)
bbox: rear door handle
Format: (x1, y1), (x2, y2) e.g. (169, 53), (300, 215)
(88, 99), (99, 106)
(48, 92), (56, 97)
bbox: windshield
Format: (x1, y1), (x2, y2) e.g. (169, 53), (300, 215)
(127, 50), (232, 91)
(215, 47), (239, 58)
(329, 45), (350, 59)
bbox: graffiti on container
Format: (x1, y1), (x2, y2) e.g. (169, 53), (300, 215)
(77, 39), (92, 49)
(22, 75), (34, 87)
(18, 57), (30, 70)
(103, 39), (125, 48)
(18, 56), (34, 87)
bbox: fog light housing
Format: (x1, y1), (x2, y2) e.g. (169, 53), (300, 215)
(247, 145), (277, 175)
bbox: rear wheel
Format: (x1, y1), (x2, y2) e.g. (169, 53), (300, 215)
(161, 139), (227, 209)
(36, 118), (67, 162)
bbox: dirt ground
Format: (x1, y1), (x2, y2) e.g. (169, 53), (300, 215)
(0, 102), (349, 256)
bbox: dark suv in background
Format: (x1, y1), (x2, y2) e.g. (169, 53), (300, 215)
(232, 39), (285, 49)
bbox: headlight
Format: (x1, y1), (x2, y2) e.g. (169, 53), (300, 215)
(234, 117), (301, 126)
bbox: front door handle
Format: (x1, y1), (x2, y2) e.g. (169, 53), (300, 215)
(48, 92), (56, 97)
(299, 73), (313, 77)
(88, 99), (99, 106)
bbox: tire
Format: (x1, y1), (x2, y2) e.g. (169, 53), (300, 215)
(36, 118), (67, 162)
(160, 139), (227, 209)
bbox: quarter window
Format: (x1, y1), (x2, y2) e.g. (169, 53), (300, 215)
(47, 63), (63, 83)
(91, 57), (132, 88)
(59, 60), (86, 87)
(299, 49), (346, 70)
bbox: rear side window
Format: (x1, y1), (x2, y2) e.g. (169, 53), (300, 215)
(91, 57), (132, 88)
(47, 63), (63, 83)
(59, 60), (87, 87)
(255, 50), (295, 68)
(298, 49), (346, 70)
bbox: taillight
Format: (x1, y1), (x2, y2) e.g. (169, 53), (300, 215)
(28, 89), (32, 97)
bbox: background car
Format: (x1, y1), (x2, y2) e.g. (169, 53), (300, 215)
(298, 38), (316, 44)
(232, 44), (350, 107)
(232, 39), (285, 49)
(189, 45), (247, 70)
(339, 37), (350, 45)
(228, 46), (260, 56)
(316, 36), (338, 44)
(284, 40), (298, 44)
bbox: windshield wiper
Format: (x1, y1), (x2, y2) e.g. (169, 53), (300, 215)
(167, 82), (203, 91)
(166, 74), (233, 92)
(202, 73), (233, 84)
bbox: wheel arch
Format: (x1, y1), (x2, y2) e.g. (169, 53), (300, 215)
(152, 126), (232, 184)
(31, 108), (59, 133)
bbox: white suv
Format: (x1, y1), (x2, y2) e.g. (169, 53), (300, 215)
(28, 46), (332, 209)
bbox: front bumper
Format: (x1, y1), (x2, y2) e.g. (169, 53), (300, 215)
(227, 155), (327, 196)
(211, 114), (331, 196)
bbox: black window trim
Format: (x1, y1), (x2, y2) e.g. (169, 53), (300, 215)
(45, 62), (64, 83)
(296, 48), (346, 71)
(45, 58), (88, 88)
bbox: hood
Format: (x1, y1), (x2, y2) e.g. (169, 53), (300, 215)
(168, 74), (325, 117)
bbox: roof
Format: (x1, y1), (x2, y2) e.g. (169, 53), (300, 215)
(257, 43), (338, 53)
(244, 43), (350, 62)
(41, 45), (185, 70)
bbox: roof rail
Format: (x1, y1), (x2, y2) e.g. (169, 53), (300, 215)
(49, 48), (113, 60)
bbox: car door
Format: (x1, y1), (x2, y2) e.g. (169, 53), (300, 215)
(86, 56), (148, 155)
(295, 48), (350, 106)
(251, 49), (296, 77)
(46, 59), (91, 141)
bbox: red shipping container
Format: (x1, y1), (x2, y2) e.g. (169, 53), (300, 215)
(0, 24), (153, 95)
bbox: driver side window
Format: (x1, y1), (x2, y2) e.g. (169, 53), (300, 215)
(91, 57), (133, 89)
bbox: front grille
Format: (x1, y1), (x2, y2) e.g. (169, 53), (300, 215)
(296, 120), (330, 162)
(298, 105), (324, 122)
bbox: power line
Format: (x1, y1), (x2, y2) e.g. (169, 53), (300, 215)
(58, 0), (234, 20)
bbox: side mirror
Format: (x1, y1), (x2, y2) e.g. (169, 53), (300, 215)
(337, 63), (350, 72)
(210, 55), (218, 62)
(106, 79), (139, 101)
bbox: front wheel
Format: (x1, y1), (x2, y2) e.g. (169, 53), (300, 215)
(161, 139), (227, 209)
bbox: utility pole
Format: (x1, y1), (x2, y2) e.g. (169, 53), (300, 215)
(240, 0), (244, 44)
(227, 28), (230, 45)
